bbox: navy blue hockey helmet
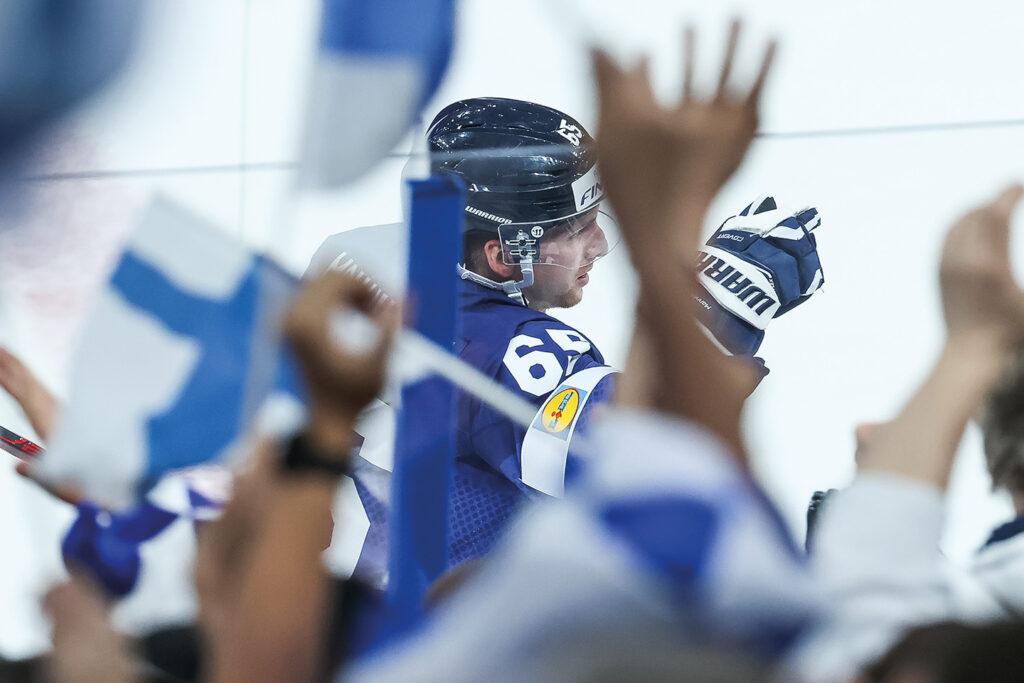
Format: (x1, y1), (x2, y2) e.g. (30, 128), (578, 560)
(426, 97), (604, 235)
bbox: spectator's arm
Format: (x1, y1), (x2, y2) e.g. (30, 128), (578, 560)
(796, 186), (1024, 681)
(857, 187), (1024, 486)
(45, 576), (136, 683)
(0, 346), (85, 504)
(592, 22), (775, 457)
(209, 461), (341, 683)
(0, 346), (58, 441)
(208, 271), (397, 683)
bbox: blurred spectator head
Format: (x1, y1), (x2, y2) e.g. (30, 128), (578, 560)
(863, 620), (1024, 683)
(0, 0), (138, 171)
(514, 622), (769, 683)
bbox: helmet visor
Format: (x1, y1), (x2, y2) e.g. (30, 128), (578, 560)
(497, 208), (620, 271)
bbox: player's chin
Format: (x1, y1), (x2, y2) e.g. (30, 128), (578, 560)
(559, 287), (585, 309)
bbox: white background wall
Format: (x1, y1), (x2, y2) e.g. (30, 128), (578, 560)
(0, 0), (1021, 658)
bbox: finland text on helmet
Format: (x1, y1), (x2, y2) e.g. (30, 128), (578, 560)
(427, 97), (619, 271)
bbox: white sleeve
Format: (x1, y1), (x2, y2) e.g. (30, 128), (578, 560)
(789, 472), (952, 681)
(303, 223), (406, 295)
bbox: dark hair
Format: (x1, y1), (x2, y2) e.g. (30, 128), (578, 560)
(981, 347), (1024, 493)
(866, 620), (1024, 683)
(462, 229), (512, 284)
(462, 230), (492, 270)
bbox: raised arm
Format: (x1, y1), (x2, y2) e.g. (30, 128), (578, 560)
(0, 347), (85, 504)
(208, 271), (397, 683)
(593, 22), (775, 456)
(797, 185), (1024, 682)
(858, 185), (1024, 486)
(0, 347), (58, 441)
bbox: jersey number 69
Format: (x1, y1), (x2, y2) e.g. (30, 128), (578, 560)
(503, 329), (591, 396)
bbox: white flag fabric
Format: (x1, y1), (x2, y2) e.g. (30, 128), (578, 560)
(298, 0), (455, 187)
(37, 197), (300, 508)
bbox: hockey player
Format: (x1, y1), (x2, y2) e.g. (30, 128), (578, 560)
(425, 98), (618, 565)
(424, 97), (825, 566)
(308, 97), (828, 580)
(309, 95), (826, 582)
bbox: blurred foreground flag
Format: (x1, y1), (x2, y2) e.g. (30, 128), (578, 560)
(36, 198), (300, 508)
(0, 0), (139, 165)
(299, 0), (455, 187)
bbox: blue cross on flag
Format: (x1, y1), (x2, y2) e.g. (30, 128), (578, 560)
(37, 198), (303, 508)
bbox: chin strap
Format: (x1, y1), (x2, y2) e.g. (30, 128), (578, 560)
(458, 227), (538, 306)
(458, 250), (534, 307)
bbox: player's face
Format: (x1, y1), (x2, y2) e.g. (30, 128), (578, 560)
(523, 212), (608, 311)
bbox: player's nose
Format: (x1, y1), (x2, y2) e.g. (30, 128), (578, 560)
(584, 223), (609, 260)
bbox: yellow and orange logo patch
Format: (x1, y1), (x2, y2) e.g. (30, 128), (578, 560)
(542, 388), (580, 434)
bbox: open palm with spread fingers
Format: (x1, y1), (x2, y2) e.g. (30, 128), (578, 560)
(592, 20), (776, 252)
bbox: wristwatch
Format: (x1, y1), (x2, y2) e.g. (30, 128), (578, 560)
(280, 432), (351, 479)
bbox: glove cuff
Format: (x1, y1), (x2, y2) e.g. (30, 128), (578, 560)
(694, 282), (766, 356)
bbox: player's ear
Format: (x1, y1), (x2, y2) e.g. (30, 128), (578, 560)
(483, 239), (518, 278)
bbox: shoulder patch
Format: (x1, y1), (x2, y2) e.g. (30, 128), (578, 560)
(520, 366), (617, 497)
(538, 387), (583, 438)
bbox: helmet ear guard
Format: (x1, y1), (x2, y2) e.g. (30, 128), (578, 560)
(500, 227), (540, 266)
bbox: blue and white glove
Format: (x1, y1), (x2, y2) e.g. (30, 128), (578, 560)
(695, 196), (824, 357)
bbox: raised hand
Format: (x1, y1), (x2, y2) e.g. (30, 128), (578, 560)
(592, 21), (776, 252)
(855, 184), (1024, 489)
(283, 270), (399, 452)
(594, 22), (776, 457)
(940, 184), (1024, 356)
(0, 347), (58, 441)
(0, 347), (85, 504)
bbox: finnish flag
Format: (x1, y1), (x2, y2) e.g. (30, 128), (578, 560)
(36, 198), (301, 508)
(299, 0), (455, 187)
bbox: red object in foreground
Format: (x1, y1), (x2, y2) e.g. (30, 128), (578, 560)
(0, 425), (43, 458)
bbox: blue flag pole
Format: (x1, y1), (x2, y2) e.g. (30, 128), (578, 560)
(387, 175), (464, 615)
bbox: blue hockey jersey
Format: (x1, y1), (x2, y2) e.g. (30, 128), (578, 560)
(447, 279), (617, 566)
(306, 226), (618, 582)
(331, 278), (617, 587)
